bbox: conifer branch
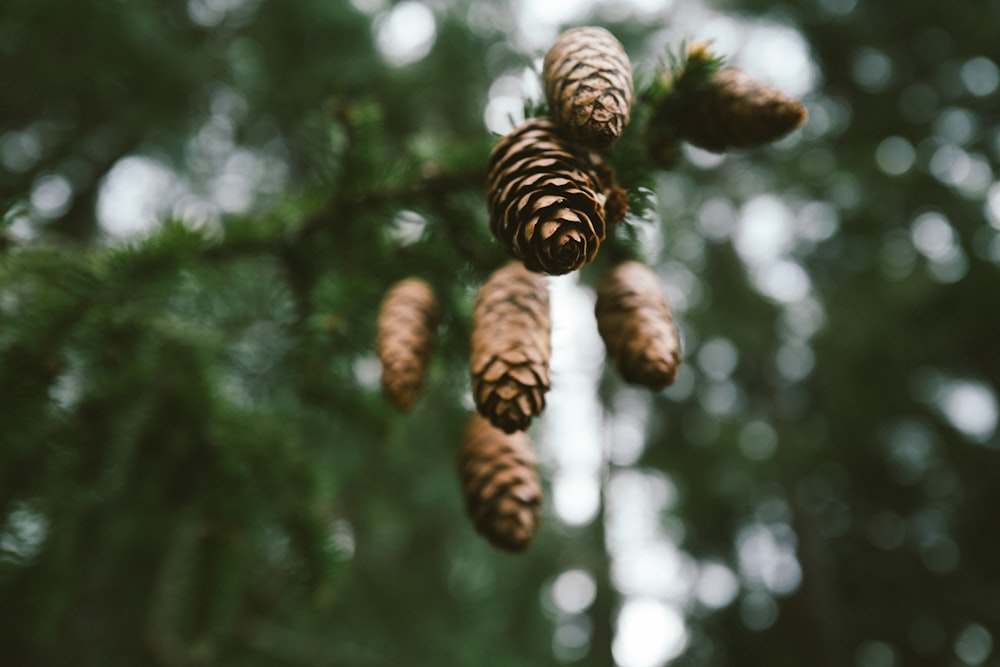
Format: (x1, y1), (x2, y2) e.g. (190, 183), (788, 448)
(296, 164), (488, 242)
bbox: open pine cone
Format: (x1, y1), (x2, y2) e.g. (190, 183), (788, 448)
(376, 277), (439, 411)
(543, 26), (634, 151)
(458, 414), (542, 552)
(595, 261), (681, 391)
(487, 118), (618, 275)
(470, 262), (551, 433)
(677, 66), (808, 153)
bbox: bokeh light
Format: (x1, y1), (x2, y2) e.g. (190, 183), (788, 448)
(613, 599), (688, 667)
(374, 1), (437, 67)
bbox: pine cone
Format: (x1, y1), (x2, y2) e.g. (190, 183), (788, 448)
(459, 414), (542, 552)
(376, 277), (439, 411)
(486, 118), (611, 275)
(677, 67), (807, 153)
(470, 262), (551, 433)
(595, 261), (681, 391)
(543, 26), (634, 151)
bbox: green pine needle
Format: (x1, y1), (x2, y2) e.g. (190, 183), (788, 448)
(646, 39), (726, 103)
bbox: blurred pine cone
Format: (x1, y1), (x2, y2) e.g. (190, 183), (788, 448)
(595, 261), (681, 391)
(543, 26), (634, 151)
(458, 414), (542, 552)
(487, 117), (615, 275)
(470, 262), (551, 433)
(677, 66), (807, 153)
(376, 277), (439, 411)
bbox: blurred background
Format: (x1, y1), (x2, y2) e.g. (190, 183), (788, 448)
(2, 0), (1000, 665)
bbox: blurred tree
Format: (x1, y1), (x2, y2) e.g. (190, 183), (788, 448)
(2, 0), (999, 666)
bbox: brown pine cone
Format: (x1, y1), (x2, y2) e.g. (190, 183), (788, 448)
(487, 118), (617, 275)
(595, 261), (681, 391)
(677, 67), (807, 153)
(458, 414), (542, 552)
(543, 26), (634, 151)
(376, 277), (439, 411)
(470, 262), (551, 433)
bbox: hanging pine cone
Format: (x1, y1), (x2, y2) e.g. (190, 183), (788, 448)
(595, 261), (681, 391)
(543, 26), (634, 151)
(458, 414), (542, 552)
(487, 117), (622, 275)
(470, 262), (551, 433)
(376, 277), (439, 411)
(675, 43), (807, 152)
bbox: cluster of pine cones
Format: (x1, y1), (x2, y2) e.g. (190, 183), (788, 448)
(375, 29), (807, 552)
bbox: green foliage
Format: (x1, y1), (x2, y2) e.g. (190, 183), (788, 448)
(2, 0), (1000, 665)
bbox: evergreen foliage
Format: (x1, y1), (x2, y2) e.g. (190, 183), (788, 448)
(2, 0), (1000, 665)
